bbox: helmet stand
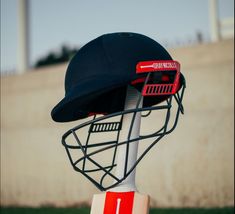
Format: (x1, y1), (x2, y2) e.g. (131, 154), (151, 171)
(111, 85), (142, 192)
(90, 86), (150, 214)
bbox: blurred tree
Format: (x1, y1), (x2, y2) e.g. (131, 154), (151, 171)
(35, 44), (79, 68)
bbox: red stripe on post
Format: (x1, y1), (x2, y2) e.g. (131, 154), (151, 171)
(103, 192), (135, 214)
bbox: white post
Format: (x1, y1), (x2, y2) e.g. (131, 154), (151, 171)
(209, 0), (220, 42)
(17, 0), (30, 74)
(111, 86), (142, 192)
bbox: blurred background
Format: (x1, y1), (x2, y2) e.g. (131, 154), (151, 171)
(1, 0), (234, 210)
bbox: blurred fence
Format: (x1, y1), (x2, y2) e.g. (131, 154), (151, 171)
(1, 39), (234, 208)
(0, 35), (210, 77)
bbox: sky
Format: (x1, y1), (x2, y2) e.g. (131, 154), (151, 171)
(0, 0), (234, 73)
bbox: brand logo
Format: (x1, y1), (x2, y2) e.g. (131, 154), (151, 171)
(141, 62), (177, 69)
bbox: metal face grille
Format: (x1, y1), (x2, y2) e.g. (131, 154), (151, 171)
(61, 84), (185, 191)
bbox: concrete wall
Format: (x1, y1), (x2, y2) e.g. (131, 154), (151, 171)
(1, 39), (234, 207)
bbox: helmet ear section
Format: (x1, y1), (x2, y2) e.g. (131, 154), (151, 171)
(136, 60), (180, 96)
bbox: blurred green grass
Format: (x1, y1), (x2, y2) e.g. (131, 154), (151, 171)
(0, 207), (234, 214)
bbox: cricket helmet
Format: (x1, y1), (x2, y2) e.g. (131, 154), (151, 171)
(51, 32), (186, 191)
